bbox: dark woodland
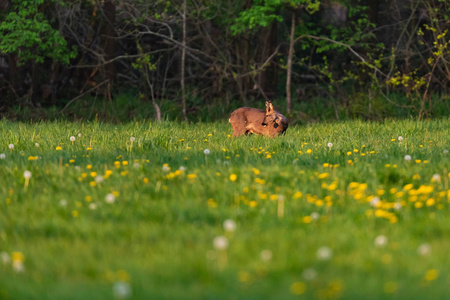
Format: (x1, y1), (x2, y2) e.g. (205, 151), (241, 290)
(0, 0), (449, 122)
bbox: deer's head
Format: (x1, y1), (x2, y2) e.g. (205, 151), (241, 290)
(262, 101), (285, 129)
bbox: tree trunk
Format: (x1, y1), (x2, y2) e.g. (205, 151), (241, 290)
(257, 22), (278, 100)
(102, 0), (116, 84)
(286, 12), (295, 115)
(181, 0), (187, 121)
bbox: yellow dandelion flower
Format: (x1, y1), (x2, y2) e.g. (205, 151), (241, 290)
(294, 191), (303, 199)
(347, 151), (352, 156)
(302, 216), (312, 224)
(403, 184), (413, 191)
(229, 174), (237, 182)
(424, 269), (439, 281)
(12, 252), (24, 262)
(187, 174), (197, 179)
(426, 198), (435, 206)
(327, 182), (337, 191)
(72, 210), (79, 217)
(56, 146), (62, 151)
(318, 172), (330, 179)
(306, 149), (312, 154)
(122, 161), (128, 166)
(349, 182), (359, 189)
(290, 282), (306, 295)
(143, 178), (149, 183)
(207, 198), (217, 208)
(249, 201), (257, 207)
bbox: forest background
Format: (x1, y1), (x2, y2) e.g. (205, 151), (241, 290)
(0, 0), (449, 123)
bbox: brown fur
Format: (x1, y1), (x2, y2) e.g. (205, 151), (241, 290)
(229, 101), (288, 138)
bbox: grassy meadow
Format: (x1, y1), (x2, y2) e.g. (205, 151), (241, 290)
(0, 118), (450, 299)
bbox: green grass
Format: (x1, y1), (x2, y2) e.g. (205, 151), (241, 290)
(0, 118), (450, 299)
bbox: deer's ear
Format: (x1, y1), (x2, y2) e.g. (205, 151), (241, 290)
(266, 102), (273, 113)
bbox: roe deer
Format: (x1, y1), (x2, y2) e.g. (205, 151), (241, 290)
(229, 101), (288, 137)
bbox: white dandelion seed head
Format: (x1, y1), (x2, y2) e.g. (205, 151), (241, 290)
(292, 160), (298, 165)
(398, 136), (403, 142)
(417, 243), (431, 256)
(327, 143), (333, 148)
(302, 268), (317, 281)
(70, 136), (76, 142)
(78, 133), (82, 138)
(89, 203), (97, 210)
(0, 153), (5, 159)
(404, 155), (412, 161)
(133, 162), (140, 169)
(310, 212), (320, 221)
(162, 165), (170, 172)
(394, 202), (402, 210)
(113, 281), (132, 299)
(8, 144), (14, 150)
(179, 166), (186, 172)
(1, 252), (10, 264)
(204, 149), (210, 155)
(12, 261), (25, 273)
(35, 143), (39, 147)
(95, 175), (104, 183)
(130, 137), (136, 142)
(23, 170), (32, 179)
(374, 235), (388, 248)
(105, 193), (115, 204)
(223, 219), (237, 233)
(316, 246), (333, 261)
(444, 149), (449, 154)
(431, 174), (441, 182)
(370, 196), (381, 207)
(223, 161), (229, 166)
(213, 236), (228, 250)
(260, 249), (273, 262)
(278, 195), (285, 202)
(60, 199), (67, 207)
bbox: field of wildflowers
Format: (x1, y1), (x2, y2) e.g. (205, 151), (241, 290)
(0, 118), (449, 299)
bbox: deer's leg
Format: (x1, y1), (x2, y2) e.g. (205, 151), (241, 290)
(230, 114), (248, 137)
